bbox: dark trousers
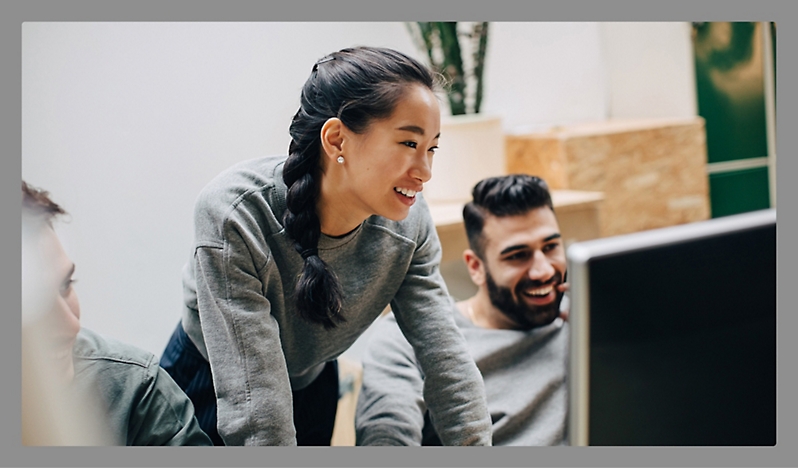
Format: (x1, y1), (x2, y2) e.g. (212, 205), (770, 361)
(160, 323), (339, 446)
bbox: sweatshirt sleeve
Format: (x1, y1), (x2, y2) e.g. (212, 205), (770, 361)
(192, 192), (297, 446)
(381, 200), (493, 446)
(355, 314), (427, 446)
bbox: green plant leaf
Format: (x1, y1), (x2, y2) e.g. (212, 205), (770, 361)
(405, 21), (489, 115)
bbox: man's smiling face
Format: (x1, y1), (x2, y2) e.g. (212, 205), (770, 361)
(479, 206), (566, 330)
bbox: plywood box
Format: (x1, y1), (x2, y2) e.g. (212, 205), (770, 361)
(506, 117), (710, 237)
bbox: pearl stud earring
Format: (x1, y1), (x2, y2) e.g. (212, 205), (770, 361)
(337, 156), (345, 164)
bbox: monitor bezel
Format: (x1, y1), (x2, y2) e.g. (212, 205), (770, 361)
(565, 208), (776, 446)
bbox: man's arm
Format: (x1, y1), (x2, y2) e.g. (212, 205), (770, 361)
(130, 363), (214, 446)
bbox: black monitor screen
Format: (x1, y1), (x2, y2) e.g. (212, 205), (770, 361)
(579, 219), (775, 446)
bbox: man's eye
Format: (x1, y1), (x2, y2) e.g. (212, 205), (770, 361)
(402, 141), (418, 149)
(61, 278), (77, 295)
(507, 251), (529, 261)
(543, 243), (560, 253)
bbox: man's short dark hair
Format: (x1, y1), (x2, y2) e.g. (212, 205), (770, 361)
(463, 174), (553, 258)
(22, 181), (66, 226)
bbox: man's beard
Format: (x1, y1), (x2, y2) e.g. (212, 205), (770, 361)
(485, 269), (565, 330)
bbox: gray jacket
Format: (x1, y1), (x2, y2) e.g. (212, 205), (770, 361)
(180, 155), (492, 446)
(71, 328), (212, 446)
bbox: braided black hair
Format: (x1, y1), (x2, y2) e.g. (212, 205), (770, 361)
(283, 46), (437, 328)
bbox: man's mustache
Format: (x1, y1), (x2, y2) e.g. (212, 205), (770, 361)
(515, 272), (564, 292)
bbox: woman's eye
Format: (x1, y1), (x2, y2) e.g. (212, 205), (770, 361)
(428, 146), (438, 154)
(402, 141), (418, 149)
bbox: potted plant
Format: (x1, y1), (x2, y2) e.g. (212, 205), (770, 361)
(406, 22), (505, 202)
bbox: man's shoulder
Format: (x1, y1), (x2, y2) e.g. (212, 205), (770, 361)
(379, 302), (461, 332)
(73, 328), (156, 371)
(71, 329), (212, 446)
(71, 329), (159, 420)
(368, 304), (463, 356)
(371, 311), (402, 336)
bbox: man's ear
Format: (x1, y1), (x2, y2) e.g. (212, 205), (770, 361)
(463, 249), (486, 287)
(319, 118), (344, 163)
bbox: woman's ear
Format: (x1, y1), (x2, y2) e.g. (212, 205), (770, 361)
(463, 249), (486, 287)
(320, 118), (344, 163)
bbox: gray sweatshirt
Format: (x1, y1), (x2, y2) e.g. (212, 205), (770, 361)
(71, 328), (212, 446)
(180, 155), (492, 446)
(356, 310), (568, 446)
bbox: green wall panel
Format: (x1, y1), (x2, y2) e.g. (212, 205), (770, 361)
(709, 167), (770, 218)
(694, 22), (768, 164)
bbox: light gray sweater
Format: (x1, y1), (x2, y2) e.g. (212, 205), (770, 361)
(180, 155), (491, 446)
(356, 310), (568, 446)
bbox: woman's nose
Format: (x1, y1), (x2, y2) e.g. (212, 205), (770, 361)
(410, 153), (433, 184)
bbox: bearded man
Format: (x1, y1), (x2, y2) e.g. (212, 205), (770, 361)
(356, 174), (569, 446)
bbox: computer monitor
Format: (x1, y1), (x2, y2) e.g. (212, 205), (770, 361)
(566, 209), (776, 446)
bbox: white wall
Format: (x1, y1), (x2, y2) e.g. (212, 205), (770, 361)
(22, 22), (695, 357)
(22, 22), (423, 356)
(600, 22), (698, 119)
(484, 22), (608, 133)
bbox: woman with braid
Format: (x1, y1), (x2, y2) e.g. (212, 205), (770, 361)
(160, 47), (492, 446)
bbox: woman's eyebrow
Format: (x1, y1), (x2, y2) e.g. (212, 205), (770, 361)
(396, 125), (440, 139)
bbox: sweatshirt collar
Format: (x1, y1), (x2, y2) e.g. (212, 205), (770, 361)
(274, 157), (364, 251)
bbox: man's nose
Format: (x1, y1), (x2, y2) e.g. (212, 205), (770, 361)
(528, 250), (555, 282)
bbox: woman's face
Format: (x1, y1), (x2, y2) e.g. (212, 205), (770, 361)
(339, 84), (441, 222)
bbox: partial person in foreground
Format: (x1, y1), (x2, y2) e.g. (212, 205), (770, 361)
(356, 174), (569, 446)
(21, 181), (212, 446)
(159, 46), (492, 446)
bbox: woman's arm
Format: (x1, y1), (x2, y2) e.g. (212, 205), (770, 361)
(191, 183), (297, 446)
(194, 239), (296, 446)
(388, 198), (493, 446)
